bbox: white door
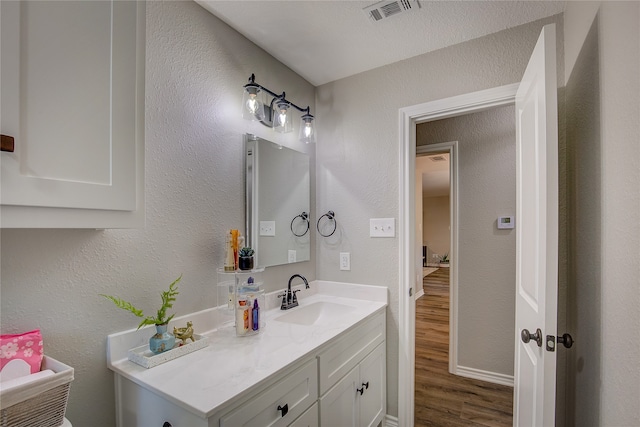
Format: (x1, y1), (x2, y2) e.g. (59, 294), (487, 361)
(513, 24), (559, 427)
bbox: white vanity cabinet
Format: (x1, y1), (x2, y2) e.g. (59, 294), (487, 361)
(0, 0), (145, 228)
(116, 357), (317, 427)
(318, 312), (386, 427)
(108, 289), (387, 427)
(319, 344), (385, 427)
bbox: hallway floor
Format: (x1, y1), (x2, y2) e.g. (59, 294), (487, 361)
(415, 268), (513, 426)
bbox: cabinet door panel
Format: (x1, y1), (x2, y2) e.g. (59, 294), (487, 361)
(358, 344), (386, 427)
(318, 311), (385, 394)
(1, 0), (137, 211)
(220, 358), (318, 427)
(320, 367), (358, 427)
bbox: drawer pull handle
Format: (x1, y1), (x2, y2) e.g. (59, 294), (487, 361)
(362, 381), (369, 390)
(357, 386), (365, 396)
(277, 403), (289, 417)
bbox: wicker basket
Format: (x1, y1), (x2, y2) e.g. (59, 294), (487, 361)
(0, 356), (73, 427)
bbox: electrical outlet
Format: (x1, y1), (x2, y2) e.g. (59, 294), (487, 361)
(259, 221), (276, 236)
(340, 252), (350, 271)
(288, 250), (297, 263)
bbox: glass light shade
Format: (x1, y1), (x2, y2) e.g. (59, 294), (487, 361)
(242, 85), (265, 121)
(299, 114), (316, 144)
(273, 100), (293, 133)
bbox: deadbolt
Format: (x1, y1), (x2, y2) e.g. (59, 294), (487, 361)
(521, 328), (543, 347)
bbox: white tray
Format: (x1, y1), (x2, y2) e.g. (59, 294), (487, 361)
(127, 334), (208, 369)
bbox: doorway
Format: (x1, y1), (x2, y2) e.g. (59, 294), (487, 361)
(398, 83), (519, 426)
(415, 142), (457, 374)
(414, 130), (515, 425)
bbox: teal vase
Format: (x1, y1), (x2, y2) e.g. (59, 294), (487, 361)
(149, 324), (175, 354)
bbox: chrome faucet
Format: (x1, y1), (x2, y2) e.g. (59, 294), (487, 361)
(279, 274), (310, 310)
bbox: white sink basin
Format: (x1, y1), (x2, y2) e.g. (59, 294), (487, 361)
(273, 301), (355, 326)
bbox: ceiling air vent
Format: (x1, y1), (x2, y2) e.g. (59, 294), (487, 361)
(430, 155), (447, 162)
(363, 0), (419, 22)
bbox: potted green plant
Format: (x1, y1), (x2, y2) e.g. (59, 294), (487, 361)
(238, 247), (255, 271)
(439, 253), (450, 268)
(101, 275), (181, 354)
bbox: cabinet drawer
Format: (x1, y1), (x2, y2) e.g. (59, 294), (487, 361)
(289, 402), (318, 427)
(318, 311), (385, 395)
(220, 358), (318, 427)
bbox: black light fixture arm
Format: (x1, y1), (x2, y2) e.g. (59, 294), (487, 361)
(245, 74), (313, 117)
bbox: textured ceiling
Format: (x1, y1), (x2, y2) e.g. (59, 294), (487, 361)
(196, 0), (565, 86)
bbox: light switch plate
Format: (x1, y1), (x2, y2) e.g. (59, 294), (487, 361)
(259, 221), (276, 236)
(288, 250), (297, 263)
(370, 218), (395, 237)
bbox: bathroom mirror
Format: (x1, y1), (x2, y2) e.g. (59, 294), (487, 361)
(244, 134), (310, 267)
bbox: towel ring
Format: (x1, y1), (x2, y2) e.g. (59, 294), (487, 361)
(317, 211), (337, 237)
(290, 212), (310, 237)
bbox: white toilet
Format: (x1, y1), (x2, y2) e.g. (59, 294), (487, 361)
(61, 418), (72, 426)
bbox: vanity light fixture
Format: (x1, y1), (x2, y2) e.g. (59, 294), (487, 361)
(242, 80), (266, 122)
(299, 112), (315, 144)
(273, 98), (293, 133)
(242, 74), (316, 144)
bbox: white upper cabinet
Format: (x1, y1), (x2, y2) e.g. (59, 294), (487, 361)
(0, 1), (145, 228)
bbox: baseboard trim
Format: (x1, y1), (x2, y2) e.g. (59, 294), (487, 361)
(415, 288), (424, 299)
(384, 414), (399, 427)
(455, 365), (514, 387)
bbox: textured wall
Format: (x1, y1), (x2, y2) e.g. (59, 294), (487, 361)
(0, 2), (315, 426)
(316, 15), (563, 417)
(417, 106), (516, 376)
(564, 2), (640, 426)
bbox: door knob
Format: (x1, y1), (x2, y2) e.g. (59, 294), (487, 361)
(557, 333), (573, 348)
(521, 328), (542, 347)
(545, 332), (574, 351)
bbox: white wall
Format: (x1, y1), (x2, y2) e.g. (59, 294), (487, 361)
(422, 195), (450, 260)
(564, 2), (640, 426)
(417, 105), (517, 376)
(316, 15), (563, 417)
(0, 2), (315, 426)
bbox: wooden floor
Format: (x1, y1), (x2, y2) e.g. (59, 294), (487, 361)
(415, 268), (513, 427)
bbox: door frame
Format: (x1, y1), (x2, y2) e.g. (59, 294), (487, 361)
(398, 83), (519, 426)
(416, 141), (458, 374)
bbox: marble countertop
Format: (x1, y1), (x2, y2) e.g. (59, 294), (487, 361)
(107, 281), (387, 419)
